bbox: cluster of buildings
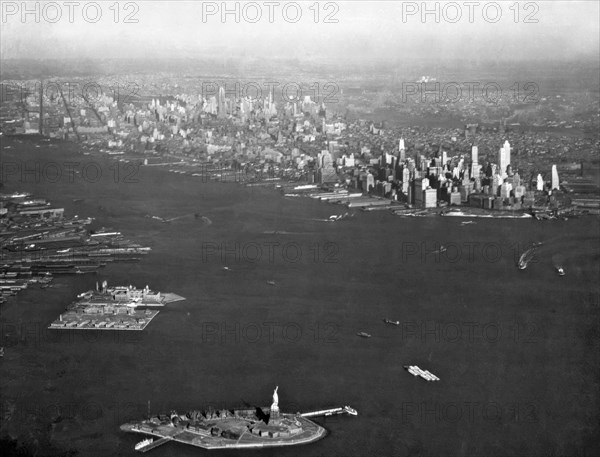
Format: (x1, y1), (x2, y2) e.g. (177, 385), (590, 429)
(353, 138), (565, 211)
(48, 281), (184, 331)
(1, 76), (598, 213)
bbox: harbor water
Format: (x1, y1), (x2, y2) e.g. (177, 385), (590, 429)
(1, 138), (599, 457)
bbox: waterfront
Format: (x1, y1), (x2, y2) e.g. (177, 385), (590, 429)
(1, 137), (599, 456)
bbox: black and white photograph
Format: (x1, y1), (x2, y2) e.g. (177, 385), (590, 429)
(0, 1), (599, 456)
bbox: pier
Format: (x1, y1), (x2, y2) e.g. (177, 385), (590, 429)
(300, 406), (357, 418)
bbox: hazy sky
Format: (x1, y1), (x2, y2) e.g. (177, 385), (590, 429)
(1, 1), (599, 62)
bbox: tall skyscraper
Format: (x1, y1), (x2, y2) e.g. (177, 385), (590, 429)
(471, 145), (478, 164)
(471, 145), (481, 179)
(402, 167), (410, 194)
(398, 138), (406, 161)
(217, 86), (226, 118)
(415, 177), (429, 207)
(537, 174), (544, 191)
(551, 165), (559, 190)
(498, 140), (511, 176)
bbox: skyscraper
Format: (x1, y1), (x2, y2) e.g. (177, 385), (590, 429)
(551, 165), (559, 190)
(537, 174), (544, 191)
(470, 145), (481, 179)
(217, 86), (226, 118)
(498, 140), (511, 176)
(399, 138), (406, 161)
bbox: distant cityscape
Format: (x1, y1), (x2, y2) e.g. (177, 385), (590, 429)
(1, 71), (599, 217)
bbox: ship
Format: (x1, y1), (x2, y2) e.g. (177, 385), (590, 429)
(134, 437), (153, 451)
(120, 387), (355, 451)
(328, 212), (351, 222)
(383, 319), (400, 326)
(404, 365), (440, 382)
(357, 332), (371, 338)
(518, 248), (536, 270)
(556, 266), (565, 276)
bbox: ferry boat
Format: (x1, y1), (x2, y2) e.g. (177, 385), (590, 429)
(357, 332), (371, 338)
(404, 365), (440, 381)
(134, 437), (153, 451)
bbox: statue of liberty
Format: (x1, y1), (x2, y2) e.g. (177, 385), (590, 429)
(270, 386), (279, 419)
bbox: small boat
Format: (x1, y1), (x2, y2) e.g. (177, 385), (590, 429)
(461, 220), (475, 225)
(343, 405), (358, 415)
(518, 248), (535, 270)
(134, 437), (153, 451)
(266, 280), (276, 286)
(430, 246), (447, 255)
(222, 266), (230, 271)
(357, 332), (371, 338)
(556, 266), (565, 276)
(383, 319), (400, 326)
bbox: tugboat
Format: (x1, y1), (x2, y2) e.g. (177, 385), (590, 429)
(383, 319), (400, 326)
(357, 332), (371, 338)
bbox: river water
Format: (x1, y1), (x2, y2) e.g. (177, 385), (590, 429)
(1, 137), (598, 457)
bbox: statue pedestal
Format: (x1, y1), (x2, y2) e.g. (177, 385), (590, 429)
(270, 405), (280, 420)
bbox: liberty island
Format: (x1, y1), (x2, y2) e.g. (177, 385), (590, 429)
(121, 386), (356, 452)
